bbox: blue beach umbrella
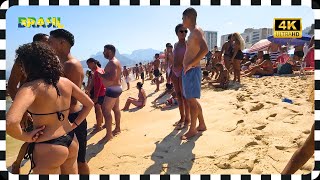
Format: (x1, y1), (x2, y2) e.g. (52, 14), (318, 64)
(267, 34), (311, 46)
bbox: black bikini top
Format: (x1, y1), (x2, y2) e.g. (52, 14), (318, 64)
(27, 108), (70, 121)
(26, 83), (69, 121)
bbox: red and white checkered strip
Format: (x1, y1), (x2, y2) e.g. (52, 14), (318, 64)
(0, 0), (319, 180)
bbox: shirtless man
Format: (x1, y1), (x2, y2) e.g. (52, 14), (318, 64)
(8, 33), (49, 174)
(98, 44), (123, 142)
(135, 64), (140, 80)
(48, 29), (89, 174)
(153, 53), (161, 92)
(139, 62), (145, 84)
(123, 66), (130, 90)
(181, 8), (207, 140)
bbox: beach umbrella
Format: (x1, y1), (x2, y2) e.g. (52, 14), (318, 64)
(267, 34), (311, 46)
(248, 39), (271, 53)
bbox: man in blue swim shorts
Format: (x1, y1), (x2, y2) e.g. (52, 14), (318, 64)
(181, 7), (208, 140)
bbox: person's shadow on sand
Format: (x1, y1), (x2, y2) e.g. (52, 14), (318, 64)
(144, 128), (201, 174)
(86, 138), (108, 163)
(147, 92), (157, 98)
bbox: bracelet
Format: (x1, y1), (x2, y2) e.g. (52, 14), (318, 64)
(74, 121), (79, 127)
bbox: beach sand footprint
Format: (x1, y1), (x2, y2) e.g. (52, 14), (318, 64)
(268, 113), (277, 118)
(266, 101), (278, 105)
(220, 119), (244, 132)
(250, 103), (264, 111)
(253, 125), (267, 130)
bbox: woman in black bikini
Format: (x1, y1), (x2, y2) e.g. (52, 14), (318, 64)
(230, 32), (245, 83)
(221, 34), (233, 71)
(6, 42), (94, 174)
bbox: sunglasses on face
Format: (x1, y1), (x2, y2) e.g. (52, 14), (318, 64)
(180, 30), (188, 34)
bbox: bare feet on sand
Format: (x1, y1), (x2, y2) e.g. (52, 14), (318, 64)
(112, 128), (121, 136)
(91, 126), (103, 134)
(11, 162), (20, 174)
(100, 135), (113, 143)
(175, 121), (190, 130)
(197, 125), (207, 132)
(173, 119), (184, 126)
(181, 129), (198, 140)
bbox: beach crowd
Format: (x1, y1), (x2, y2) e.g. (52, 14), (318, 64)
(6, 8), (315, 175)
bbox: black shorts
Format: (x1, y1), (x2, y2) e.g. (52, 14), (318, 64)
(153, 69), (160, 77)
(294, 51), (304, 58)
(95, 96), (105, 105)
(105, 86), (123, 98)
(68, 111), (87, 163)
(89, 89), (94, 99)
(234, 51), (244, 60)
(141, 72), (145, 80)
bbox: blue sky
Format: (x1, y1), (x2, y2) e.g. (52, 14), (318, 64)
(6, 6), (313, 69)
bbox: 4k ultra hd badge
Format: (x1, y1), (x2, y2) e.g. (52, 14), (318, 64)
(273, 18), (302, 38)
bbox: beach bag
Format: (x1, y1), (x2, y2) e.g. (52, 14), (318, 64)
(278, 63), (293, 75)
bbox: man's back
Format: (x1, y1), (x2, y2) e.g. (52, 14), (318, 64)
(8, 62), (27, 100)
(64, 57), (84, 112)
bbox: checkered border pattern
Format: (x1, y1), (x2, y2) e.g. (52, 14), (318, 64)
(0, 0), (319, 179)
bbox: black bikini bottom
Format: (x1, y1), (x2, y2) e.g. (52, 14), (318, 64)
(24, 131), (75, 174)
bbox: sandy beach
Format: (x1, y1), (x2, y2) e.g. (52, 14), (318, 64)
(6, 74), (314, 174)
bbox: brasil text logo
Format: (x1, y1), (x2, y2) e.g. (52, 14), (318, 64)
(18, 17), (64, 28)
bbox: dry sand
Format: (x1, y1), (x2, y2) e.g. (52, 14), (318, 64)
(7, 74), (314, 174)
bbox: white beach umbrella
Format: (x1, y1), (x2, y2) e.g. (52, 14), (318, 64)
(248, 39), (271, 53)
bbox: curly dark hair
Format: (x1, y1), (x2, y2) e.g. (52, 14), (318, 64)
(15, 42), (63, 95)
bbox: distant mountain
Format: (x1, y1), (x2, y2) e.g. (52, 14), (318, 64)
(81, 48), (162, 68)
(81, 49), (137, 68)
(123, 48), (162, 62)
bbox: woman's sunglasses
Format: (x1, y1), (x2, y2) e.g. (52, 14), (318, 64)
(179, 30), (188, 34)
